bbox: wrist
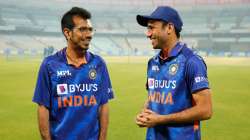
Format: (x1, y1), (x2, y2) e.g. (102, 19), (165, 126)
(157, 115), (169, 125)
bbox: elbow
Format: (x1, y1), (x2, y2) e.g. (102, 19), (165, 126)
(202, 107), (213, 120)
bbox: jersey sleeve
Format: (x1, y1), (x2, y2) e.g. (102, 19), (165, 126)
(32, 59), (51, 108)
(185, 55), (210, 94)
(146, 58), (153, 91)
(99, 61), (114, 105)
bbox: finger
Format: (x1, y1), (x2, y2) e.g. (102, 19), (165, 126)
(135, 119), (143, 124)
(136, 116), (148, 123)
(135, 120), (147, 127)
(135, 119), (145, 126)
(144, 109), (155, 114)
(144, 114), (154, 120)
(136, 114), (145, 121)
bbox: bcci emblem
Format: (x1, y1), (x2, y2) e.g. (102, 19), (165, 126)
(169, 64), (178, 75)
(89, 69), (97, 79)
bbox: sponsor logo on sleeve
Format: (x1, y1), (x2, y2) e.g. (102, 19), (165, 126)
(195, 76), (207, 83)
(108, 88), (113, 93)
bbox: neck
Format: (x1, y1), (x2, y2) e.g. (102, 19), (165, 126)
(67, 45), (85, 58)
(161, 38), (179, 59)
(66, 44), (87, 67)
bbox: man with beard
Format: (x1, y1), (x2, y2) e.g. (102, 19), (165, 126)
(135, 6), (212, 140)
(33, 7), (114, 140)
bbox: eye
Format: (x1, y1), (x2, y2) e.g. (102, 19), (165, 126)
(147, 26), (153, 30)
(79, 27), (88, 32)
(78, 27), (94, 32)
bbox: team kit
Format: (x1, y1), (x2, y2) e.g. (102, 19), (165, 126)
(33, 6), (212, 140)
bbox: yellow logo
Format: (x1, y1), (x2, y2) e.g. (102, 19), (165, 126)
(89, 69), (97, 79)
(169, 64), (178, 75)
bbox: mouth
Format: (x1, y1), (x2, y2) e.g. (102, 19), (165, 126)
(81, 39), (91, 45)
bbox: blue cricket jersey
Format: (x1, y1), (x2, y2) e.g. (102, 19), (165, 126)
(33, 48), (114, 140)
(146, 42), (209, 140)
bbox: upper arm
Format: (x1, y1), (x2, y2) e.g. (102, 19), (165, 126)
(100, 61), (114, 105)
(37, 105), (50, 126)
(38, 104), (49, 116)
(99, 103), (109, 118)
(33, 59), (51, 108)
(186, 56), (212, 119)
(185, 55), (209, 93)
(192, 89), (213, 120)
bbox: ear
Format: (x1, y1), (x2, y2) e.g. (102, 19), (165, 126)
(63, 28), (71, 40)
(167, 24), (174, 34)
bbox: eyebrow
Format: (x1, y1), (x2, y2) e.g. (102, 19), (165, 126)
(75, 25), (93, 28)
(147, 24), (155, 28)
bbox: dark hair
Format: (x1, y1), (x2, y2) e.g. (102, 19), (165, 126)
(175, 29), (180, 39)
(61, 7), (91, 33)
(162, 22), (181, 39)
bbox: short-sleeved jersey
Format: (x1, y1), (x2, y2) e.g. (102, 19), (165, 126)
(33, 48), (114, 140)
(146, 42), (209, 140)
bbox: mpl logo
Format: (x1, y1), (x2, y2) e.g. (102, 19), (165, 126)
(148, 78), (155, 89)
(152, 65), (159, 72)
(57, 84), (68, 95)
(57, 70), (71, 77)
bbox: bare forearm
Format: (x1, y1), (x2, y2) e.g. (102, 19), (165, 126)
(99, 103), (109, 140)
(159, 90), (212, 124)
(137, 90), (212, 128)
(159, 105), (212, 124)
(38, 105), (51, 140)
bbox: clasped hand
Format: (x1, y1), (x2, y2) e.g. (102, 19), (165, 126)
(135, 109), (161, 128)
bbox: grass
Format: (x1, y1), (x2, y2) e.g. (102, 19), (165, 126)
(0, 56), (250, 140)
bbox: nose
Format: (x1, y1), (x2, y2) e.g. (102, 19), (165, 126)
(83, 31), (93, 39)
(145, 30), (152, 38)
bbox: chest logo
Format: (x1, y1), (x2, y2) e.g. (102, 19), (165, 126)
(57, 84), (68, 95)
(152, 65), (159, 72)
(57, 70), (71, 77)
(169, 64), (178, 75)
(89, 69), (97, 79)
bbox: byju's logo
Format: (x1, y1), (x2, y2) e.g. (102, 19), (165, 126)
(147, 78), (176, 89)
(57, 70), (71, 77)
(148, 78), (155, 89)
(57, 84), (68, 95)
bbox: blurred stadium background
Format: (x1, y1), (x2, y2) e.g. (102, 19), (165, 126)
(0, 0), (250, 57)
(1, 0), (250, 140)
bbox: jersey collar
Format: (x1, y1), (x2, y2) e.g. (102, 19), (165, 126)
(61, 47), (91, 64)
(154, 42), (185, 63)
(157, 42), (185, 60)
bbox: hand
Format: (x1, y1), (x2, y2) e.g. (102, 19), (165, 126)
(140, 109), (161, 128)
(135, 113), (148, 127)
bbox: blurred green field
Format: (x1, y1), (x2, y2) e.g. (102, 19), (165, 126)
(0, 56), (250, 140)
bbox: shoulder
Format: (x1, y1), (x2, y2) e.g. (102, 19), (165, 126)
(41, 49), (65, 68)
(89, 52), (108, 66)
(148, 54), (158, 64)
(187, 54), (207, 68)
(180, 46), (206, 67)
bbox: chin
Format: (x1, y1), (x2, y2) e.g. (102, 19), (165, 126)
(153, 45), (160, 49)
(80, 45), (89, 51)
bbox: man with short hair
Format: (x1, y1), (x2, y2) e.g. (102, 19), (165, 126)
(135, 6), (212, 140)
(33, 7), (114, 140)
